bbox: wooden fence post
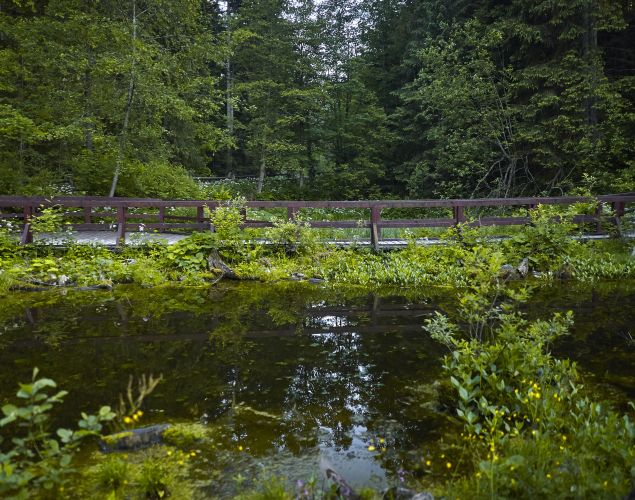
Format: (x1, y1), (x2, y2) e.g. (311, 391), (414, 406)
(454, 205), (465, 225)
(83, 206), (92, 223)
(370, 206), (381, 249)
(21, 204), (33, 244)
(196, 205), (205, 223)
(287, 207), (298, 221)
(158, 207), (165, 223)
(116, 206), (126, 245)
(594, 202), (604, 234)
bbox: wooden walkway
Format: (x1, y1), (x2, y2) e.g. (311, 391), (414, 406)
(31, 231), (635, 248)
(1, 193), (633, 248)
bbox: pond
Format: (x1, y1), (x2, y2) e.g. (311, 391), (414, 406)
(0, 281), (634, 495)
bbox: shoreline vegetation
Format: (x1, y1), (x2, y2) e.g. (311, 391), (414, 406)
(1, 204), (634, 498)
(1, 203), (634, 293)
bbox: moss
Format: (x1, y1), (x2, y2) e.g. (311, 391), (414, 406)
(162, 422), (215, 448)
(101, 431), (133, 446)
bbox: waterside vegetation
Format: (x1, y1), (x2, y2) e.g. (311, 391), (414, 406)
(1, 203), (634, 294)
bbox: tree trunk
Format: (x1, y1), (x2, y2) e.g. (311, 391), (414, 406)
(257, 148), (266, 194)
(225, 36), (234, 177)
(109, 0), (137, 198)
(83, 48), (95, 151)
(583, 1), (599, 134)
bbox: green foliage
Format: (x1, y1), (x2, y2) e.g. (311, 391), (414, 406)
(503, 205), (579, 272)
(0, 368), (115, 498)
(165, 232), (219, 272)
(207, 198), (246, 241)
(95, 455), (129, 494)
(116, 161), (202, 200)
(264, 217), (322, 256)
(29, 206), (73, 235)
(128, 258), (168, 288)
(426, 280), (635, 498)
(139, 458), (171, 500)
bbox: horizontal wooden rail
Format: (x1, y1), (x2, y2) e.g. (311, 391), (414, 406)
(0, 193), (633, 247)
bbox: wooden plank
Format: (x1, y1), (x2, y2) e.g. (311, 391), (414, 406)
(124, 223), (210, 231)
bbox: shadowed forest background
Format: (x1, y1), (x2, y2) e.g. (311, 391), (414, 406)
(1, 0), (634, 200)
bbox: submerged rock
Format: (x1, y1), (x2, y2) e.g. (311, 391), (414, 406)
(100, 424), (170, 452)
(517, 257), (529, 278)
(500, 264), (517, 279)
(382, 486), (434, 500)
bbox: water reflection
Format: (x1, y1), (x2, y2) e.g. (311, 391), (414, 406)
(0, 281), (633, 490)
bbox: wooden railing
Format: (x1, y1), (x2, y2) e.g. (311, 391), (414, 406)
(0, 194), (633, 247)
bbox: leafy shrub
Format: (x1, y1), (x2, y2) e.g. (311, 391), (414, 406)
(503, 205), (579, 271)
(117, 161), (201, 200)
(426, 286), (635, 498)
(207, 197), (246, 241)
(0, 368), (115, 498)
(30, 206), (73, 236)
(165, 232), (219, 271)
(264, 217), (322, 256)
(95, 455), (129, 493)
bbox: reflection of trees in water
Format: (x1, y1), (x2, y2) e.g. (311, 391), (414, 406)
(0, 281), (633, 465)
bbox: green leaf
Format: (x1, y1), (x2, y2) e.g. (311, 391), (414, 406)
(57, 428), (74, 443)
(459, 386), (469, 401)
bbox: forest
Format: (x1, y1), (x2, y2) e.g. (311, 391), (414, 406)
(1, 0), (634, 200)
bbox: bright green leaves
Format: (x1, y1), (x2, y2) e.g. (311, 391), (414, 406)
(0, 368), (115, 498)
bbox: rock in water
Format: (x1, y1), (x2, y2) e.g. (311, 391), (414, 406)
(517, 258), (529, 278)
(499, 264), (517, 279)
(99, 424), (171, 452)
(382, 487), (435, 500)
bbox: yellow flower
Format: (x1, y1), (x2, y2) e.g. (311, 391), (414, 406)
(238, 445), (243, 451)
(379, 438), (385, 444)
(368, 445), (376, 452)
(166, 450), (173, 456)
(446, 462), (452, 469)
(133, 414), (139, 421)
(546, 474), (552, 479)
(137, 410), (144, 417)
(425, 460), (431, 466)
(123, 416), (133, 424)
(190, 451), (197, 457)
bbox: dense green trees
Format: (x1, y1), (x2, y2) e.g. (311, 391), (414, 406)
(0, 0), (633, 198)
(0, 0), (226, 196)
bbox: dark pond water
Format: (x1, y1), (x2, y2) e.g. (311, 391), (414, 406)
(0, 281), (633, 494)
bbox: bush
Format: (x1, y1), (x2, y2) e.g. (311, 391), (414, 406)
(426, 286), (635, 498)
(503, 205), (579, 272)
(0, 368), (115, 498)
(117, 160), (201, 199)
